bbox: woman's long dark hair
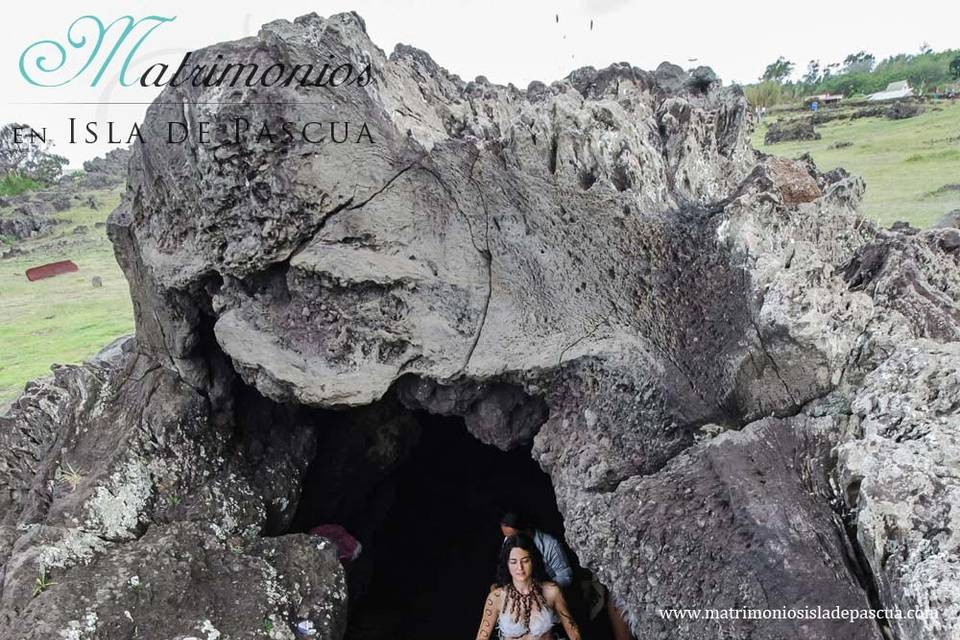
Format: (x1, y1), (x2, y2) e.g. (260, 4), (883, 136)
(498, 533), (551, 631)
(497, 533), (549, 586)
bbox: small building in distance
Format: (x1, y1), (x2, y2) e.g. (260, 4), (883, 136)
(867, 80), (914, 101)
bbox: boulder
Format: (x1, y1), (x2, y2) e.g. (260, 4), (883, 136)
(764, 117), (821, 144)
(886, 101), (923, 120)
(851, 105), (887, 119)
(0, 204), (56, 240)
(687, 65), (720, 93)
(571, 414), (882, 640)
(932, 209), (960, 228)
(0, 337), (346, 639)
(80, 148), (132, 188)
(52, 196), (72, 211)
(837, 341), (960, 640)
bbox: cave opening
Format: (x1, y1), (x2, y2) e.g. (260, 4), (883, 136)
(288, 408), (616, 640)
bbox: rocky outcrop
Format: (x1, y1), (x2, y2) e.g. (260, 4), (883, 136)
(79, 148), (132, 188)
(0, 336), (347, 639)
(570, 414), (876, 640)
(0, 147), (131, 246)
(0, 203), (56, 240)
(2, 10), (958, 640)
(933, 209), (960, 229)
(763, 117), (821, 144)
(838, 341), (960, 640)
(885, 101), (923, 120)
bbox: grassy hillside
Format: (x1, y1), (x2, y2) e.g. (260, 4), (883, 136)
(0, 185), (134, 407)
(752, 100), (960, 228)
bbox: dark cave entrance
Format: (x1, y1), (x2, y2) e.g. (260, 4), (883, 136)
(289, 409), (614, 640)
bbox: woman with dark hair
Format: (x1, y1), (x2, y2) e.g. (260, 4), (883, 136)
(475, 533), (582, 640)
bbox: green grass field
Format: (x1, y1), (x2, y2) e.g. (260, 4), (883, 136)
(0, 186), (134, 407)
(753, 99), (960, 228)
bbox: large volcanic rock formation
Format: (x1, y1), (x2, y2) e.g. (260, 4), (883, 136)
(2, 12), (959, 640)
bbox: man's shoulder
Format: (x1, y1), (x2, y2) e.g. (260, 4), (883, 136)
(534, 529), (562, 547)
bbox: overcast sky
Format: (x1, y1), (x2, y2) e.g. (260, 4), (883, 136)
(3, 0), (956, 167)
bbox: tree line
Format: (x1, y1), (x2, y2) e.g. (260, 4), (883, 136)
(0, 123), (70, 196)
(744, 46), (960, 108)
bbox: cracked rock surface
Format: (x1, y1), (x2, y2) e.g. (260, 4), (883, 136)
(2, 10), (959, 640)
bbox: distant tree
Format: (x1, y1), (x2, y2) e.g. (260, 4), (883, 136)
(905, 55), (950, 95)
(761, 57), (795, 83)
(842, 51), (876, 74)
(0, 123), (68, 186)
(919, 41), (933, 55)
(821, 62), (840, 80)
(26, 152), (70, 185)
(951, 55), (960, 80)
(744, 81), (785, 108)
(802, 60), (822, 85)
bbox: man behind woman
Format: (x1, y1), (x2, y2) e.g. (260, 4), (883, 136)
(499, 511), (573, 588)
(475, 533), (582, 640)
(486, 511), (634, 640)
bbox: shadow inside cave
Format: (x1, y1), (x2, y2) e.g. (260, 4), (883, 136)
(288, 411), (616, 640)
